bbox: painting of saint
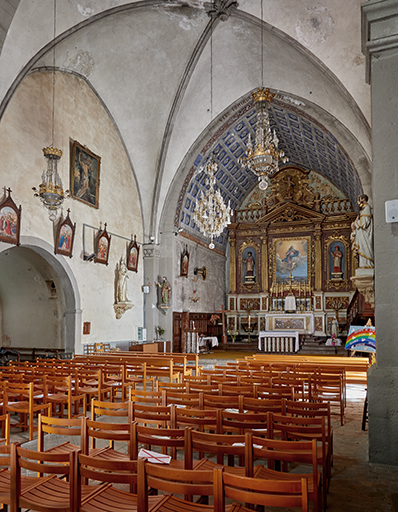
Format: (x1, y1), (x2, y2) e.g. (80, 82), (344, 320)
(71, 141), (100, 208)
(0, 207), (17, 240)
(275, 238), (308, 284)
(97, 236), (108, 260)
(58, 224), (72, 251)
(180, 246), (189, 277)
(242, 248), (256, 282)
(329, 241), (344, 279)
(127, 235), (139, 272)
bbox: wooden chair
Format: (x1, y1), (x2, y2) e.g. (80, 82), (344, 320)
(78, 368), (113, 403)
(201, 393), (240, 410)
(3, 381), (51, 440)
(85, 418), (135, 460)
(164, 390), (202, 408)
(0, 414), (10, 445)
(283, 398), (334, 468)
(213, 467), (309, 512)
(90, 398), (133, 422)
(131, 402), (176, 428)
(221, 409), (268, 435)
(45, 374), (87, 419)
(12, 444), (100, 512)
(186, 429), (248, 472)
(129, 388), (165, 405)
(77, 452), (165, 510)
(310, 374), (345, 425)
(137, 458), (218, 511)
(175, 407), (222, 434)
(249, 434), (321, 512)
(269, 412), (330, 508)
(37, 414), (85, 455)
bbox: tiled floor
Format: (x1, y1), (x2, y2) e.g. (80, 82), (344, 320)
(9, 372), (398, 511)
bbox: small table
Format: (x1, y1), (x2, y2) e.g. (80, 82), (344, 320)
(199, 337), (219, 352)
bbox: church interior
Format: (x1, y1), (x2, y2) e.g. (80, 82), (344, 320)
(1, 0), (398, 508)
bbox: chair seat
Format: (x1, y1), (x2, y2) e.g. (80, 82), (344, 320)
(80, 484), (165, 512)
(20, 475), (104, 512)
(0, 468), (43, 504)
(152, 495), (233, 511)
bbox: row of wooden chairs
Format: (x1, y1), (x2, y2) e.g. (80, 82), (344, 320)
(0, 443), (310, 512)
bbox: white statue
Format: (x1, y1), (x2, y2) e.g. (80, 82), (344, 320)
(116, 258), (129, 303)
(351, 194), (374, 269)
(330, 317), (339, 337)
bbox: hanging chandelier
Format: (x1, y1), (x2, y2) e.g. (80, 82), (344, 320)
(33, 0), (68, 221)
(240, 0), (288, 191)
(240, 88), (288, 191)
(194, 161), (233, 250)
(34, 146), (67, 221)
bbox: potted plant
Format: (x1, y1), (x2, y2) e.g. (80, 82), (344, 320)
(155, 325), (165, 340)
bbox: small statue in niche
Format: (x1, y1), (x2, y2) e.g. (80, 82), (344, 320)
(156, 276), (172, 305)
(351, 194), (374, 269)
(243, 249), (256, 283)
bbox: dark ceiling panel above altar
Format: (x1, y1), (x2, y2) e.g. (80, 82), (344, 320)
(175, 92), (363, 251)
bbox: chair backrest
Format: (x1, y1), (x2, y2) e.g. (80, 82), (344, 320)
(137, 458), (214, 512)
(175, 407), (222, 433)
(186, 429), (250, 468)
(242, 396), (283, 414)
(129, 388), (165, 405)
(201, 393), (240, 410)
(38, 414), (84, 452)
(131, 402), (176, 428)
(133, 424), (188, 460)
(90, 398), (133, 421)
(213, 467), (308, 512)
(221, 409), (268, 435)
(164, 390), (202, 408)
(0, 413), (10, 445)
(85, 418), (134, 456)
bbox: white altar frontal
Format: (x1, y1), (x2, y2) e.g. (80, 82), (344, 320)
(265, 313), (314, 335)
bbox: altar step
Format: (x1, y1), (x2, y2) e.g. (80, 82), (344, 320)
(298, 336), (346, 355)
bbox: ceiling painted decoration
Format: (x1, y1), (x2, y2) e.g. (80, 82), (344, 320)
(175, 92), (363, 251)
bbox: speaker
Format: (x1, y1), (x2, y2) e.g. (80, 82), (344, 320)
(385, 200), (398, 223)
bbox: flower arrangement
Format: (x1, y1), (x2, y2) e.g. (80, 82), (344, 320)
(209, 314), (220, 324)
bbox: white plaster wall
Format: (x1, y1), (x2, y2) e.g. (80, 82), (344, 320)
(173, 238), (226, 314)
(0, 71), (143, 348)
(0, 247), (65, 349)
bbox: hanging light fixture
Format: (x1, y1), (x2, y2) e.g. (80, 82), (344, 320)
(194, 4), (233, 250)
(240, 0), (288, 190)
(33, 0), (68, 221)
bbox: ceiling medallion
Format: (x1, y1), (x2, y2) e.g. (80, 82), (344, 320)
(240, 88), (288, 191)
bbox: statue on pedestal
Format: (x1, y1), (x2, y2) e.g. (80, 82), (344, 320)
(114, 257), (133, 319)
(351, 194), (374, 269)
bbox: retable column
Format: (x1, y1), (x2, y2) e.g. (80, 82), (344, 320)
(362, 0), (398, 464)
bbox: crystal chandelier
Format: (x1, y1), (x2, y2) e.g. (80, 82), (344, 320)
(34, 146), (67, 221)
(194, 161), (233, 249)
(33, 0), (68, 221)
(240, 87), (288, 190)
(240, 0), (288, 191)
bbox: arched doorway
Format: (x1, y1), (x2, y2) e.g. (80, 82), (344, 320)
(0, 236), (80, 355)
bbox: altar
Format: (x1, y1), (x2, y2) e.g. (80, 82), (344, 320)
(265, 312), (314, 335)
(258, 330), (300, 352)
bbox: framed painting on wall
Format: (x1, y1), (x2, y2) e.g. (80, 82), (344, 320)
(54, 209), (76, 258)
(180, 246), (189, 277)
(0, 188), (21, 246)
(94, 223), (111, 265)
(127, 235), (139, 272)
(274, 237), (310, 285)
(70, 140), (101, 208)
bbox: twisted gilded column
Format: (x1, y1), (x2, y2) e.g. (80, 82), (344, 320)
(261, 236), (268, 292)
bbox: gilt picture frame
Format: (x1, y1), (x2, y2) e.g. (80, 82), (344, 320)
(70, 140), (101, 208)
(0, 188), (21, 246)
(94, 223), (111, 265)
(127, 235), (139, 272)
(55, 209), (76, 258)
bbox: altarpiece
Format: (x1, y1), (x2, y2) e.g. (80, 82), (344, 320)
(227, 166), (357, 339)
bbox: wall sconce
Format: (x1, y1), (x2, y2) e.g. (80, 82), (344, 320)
(194, 266), (207, 281)
(189, 290), (200, 303)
